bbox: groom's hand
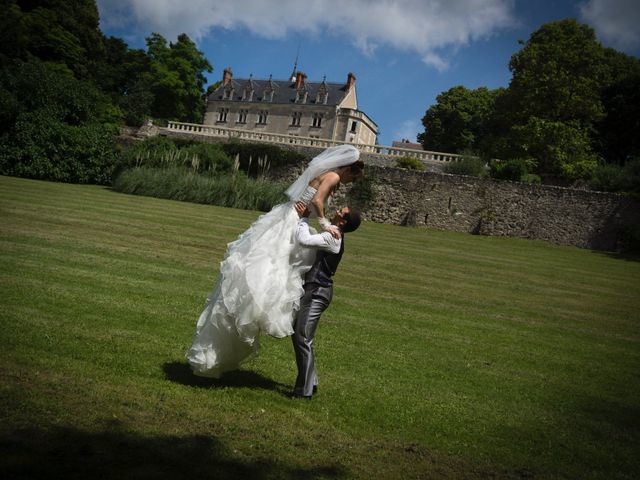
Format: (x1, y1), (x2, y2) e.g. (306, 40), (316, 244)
(294, 202), (309, 218)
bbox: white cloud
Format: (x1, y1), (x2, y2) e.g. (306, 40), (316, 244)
(393, 120), (421, 143)
(579, 0), (640, 51)
(96, 0), (516, 71)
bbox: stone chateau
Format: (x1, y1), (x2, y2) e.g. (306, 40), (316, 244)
(204, 67), (378, 146)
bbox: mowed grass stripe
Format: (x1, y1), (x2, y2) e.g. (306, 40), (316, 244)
(1, 175), (639, 479)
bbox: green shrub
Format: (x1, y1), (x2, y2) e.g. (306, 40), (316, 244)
(0, 59), (120, 184)
(0, 112), (118, 185)
(520, 174), (542, 184)
(395, 156), (425, 170)
(113, 167), (287, 211)
(589, 160), (640, 196)
(490, 158), (536, 181)
(443, 153), (487, 177)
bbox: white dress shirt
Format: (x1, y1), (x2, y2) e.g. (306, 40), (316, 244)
(295, 218), (341, 254)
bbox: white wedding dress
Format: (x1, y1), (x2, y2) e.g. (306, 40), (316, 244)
(186, 186), (318, 377)
(186, 144), (360, 378)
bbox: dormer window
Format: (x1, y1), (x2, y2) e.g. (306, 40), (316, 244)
(242, 78), (254, 101)
(316, 79), (329, 104)
(242, 88), (253, 101)
(295, 90), (308, 104)
(263, 90), (274, 102)
(316, 91), (329, 104)
(263, 74), (275, 102)
(222, 86), (234, 101)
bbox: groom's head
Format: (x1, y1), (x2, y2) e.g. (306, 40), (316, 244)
(332, 207), (361, 233)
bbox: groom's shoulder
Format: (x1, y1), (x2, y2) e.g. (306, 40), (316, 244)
(322, 232), (341, 249)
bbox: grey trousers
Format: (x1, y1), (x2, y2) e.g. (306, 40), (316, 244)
(291, 283), (332, 397)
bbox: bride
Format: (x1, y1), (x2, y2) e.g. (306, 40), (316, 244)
(186, 144), (364, 378)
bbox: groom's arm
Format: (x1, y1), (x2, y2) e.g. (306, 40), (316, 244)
(294, 202), (340, 252)
(295, 218), (341, 253)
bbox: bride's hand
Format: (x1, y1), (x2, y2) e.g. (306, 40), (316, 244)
(318, 216), (341, 239)
(324, 224), (341, 239)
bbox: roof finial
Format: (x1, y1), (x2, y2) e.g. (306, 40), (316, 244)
(289, 44), (300, 82)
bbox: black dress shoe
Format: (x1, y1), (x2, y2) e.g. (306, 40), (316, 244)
(287, 391), (312, 400)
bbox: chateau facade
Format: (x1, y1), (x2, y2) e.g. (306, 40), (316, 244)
(204, 68), (378, 146)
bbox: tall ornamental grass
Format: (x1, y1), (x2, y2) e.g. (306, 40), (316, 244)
(120, 136), (233, 174)
(113, 166), (287, 212)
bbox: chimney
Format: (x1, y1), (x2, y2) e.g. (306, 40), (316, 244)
(346, 72), (356, 90)
(222, 67), (233, 86)
(295, 72), (308, 89)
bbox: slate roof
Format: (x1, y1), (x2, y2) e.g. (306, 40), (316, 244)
(209, 77), (350, 106)
(392, 140), (423, 151)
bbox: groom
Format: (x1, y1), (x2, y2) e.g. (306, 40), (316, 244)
(290, 202), (361, 399)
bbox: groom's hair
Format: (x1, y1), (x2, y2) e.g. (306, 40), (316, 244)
(342, 209), (361, 233)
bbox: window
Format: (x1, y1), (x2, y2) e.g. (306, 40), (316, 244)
(263, 90), (274, 102)
(311, 113), (323, 128)
(222, 87), (234, 100)
(241, 89), (253, 101)
(257, 110), (268, 124)
(295, 91), (308, 104)
(237, 109), (248, 124)
(350, 121), (358, 133)
(290, 112), (302, 127)
(316, 88), (329, 105)
(217, 108), (229, 122)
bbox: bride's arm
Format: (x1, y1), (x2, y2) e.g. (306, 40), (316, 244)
(311, 172), (340, 219)
(311, 172), (341, 237)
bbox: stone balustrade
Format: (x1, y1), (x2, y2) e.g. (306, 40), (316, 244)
(164, 121), (462, 165)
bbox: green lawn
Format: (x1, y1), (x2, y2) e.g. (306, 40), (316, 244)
(1, 175), (639, 479)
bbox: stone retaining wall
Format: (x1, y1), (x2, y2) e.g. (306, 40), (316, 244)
(332, 165), (639, 251)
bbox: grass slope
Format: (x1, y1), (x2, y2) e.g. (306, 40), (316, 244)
(1, 175), (639, 479)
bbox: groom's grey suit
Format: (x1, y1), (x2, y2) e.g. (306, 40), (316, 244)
(291, 217), (344, 398)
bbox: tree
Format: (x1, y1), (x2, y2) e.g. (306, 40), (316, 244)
(504, 19), (608, 129)
(0, 0), (105, 79)
(144, 32), (212, 123)
(93, 36), (154, 126)
(483, 19), (610, 181)
(418, 85), (502, 153)
(596, 72), (640, 165)
(508, 117), (599, 180)
(594, 49), (640, 165)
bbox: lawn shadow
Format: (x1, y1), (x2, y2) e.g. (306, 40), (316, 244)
(163, 361), (287, 392)
(0, 425), (347, 480)
(594, 250), (640, 263)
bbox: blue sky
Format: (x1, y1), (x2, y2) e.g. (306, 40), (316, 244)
(96, 0), (640, 147)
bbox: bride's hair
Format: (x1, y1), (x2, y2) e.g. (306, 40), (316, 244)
(348, 160), (365, 173)
(337, 160), (364, 177)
